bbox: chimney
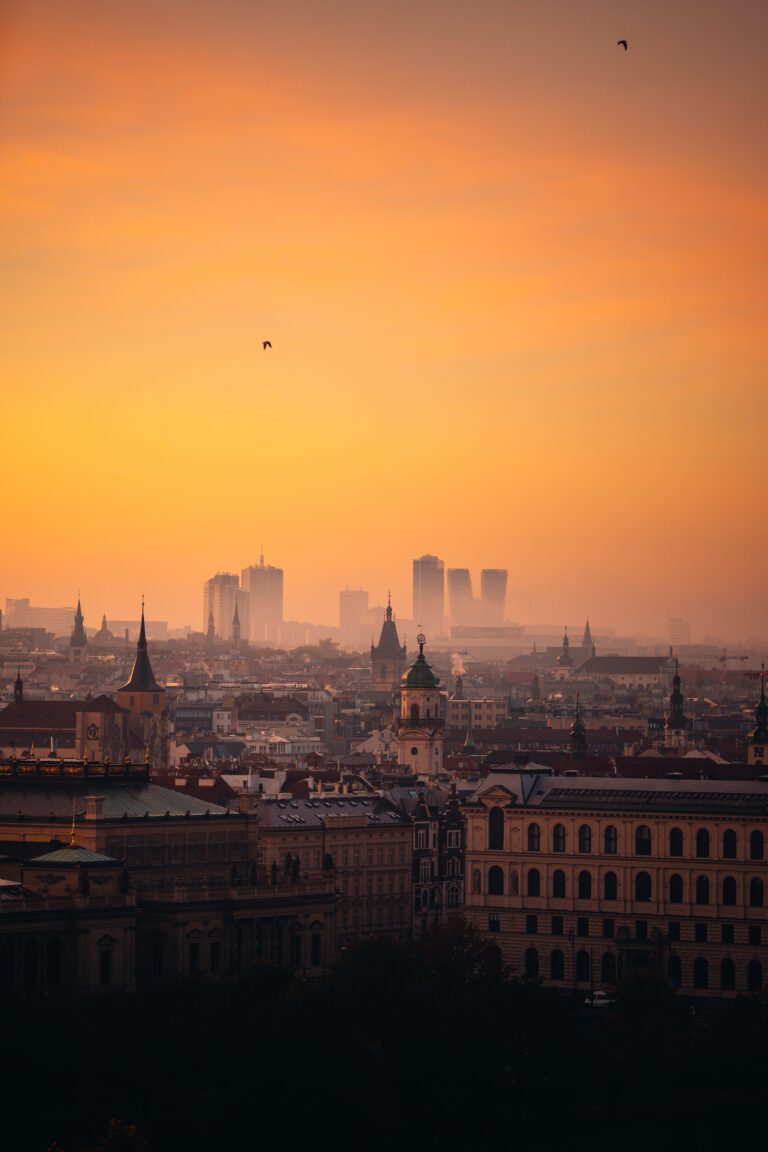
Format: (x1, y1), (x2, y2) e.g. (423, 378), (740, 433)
(85, 795), (105, 821)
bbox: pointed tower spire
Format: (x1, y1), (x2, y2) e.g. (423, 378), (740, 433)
(14, 668), (23, 704)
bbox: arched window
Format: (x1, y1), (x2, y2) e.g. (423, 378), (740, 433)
(578, 825), (592, 853)
(604, 825), (618, 854)
(722, 876), (737, 906)
(747, 959), (763, 994)
(635, 872), (652, 901)
(694, 956), (709, 989)
(524, 947), (539, 980)
(552, 869), (566, 899)
(668, 955), (682, 987)
(669, 827), (684, 857)
(410, 703), (420, 723)
(447, 884), (460, 907)
(527, 868), (541, 897)
(669, 874), (684, 903)
(604, 871), (618, 901)
(527, 823), (541, 852)
(749, 877), (764, 908)
(472, 869), (481, 894)
(488, 807), (504, 850)
(553, 824), (566, 853)
(695, 875), (710, 905)
(577, 870), (592, 899)
(601, 952), (616, 983)
(722, 829), (738, 859)
(696, 828), (710, 858)
(575, 950), (590, 982)
(750, 830), (765, 861)
(635, 825), (652, 856)
(488, 865), (504, 896)
(720, 958), (736, 992)
(550, 949), (565, 980)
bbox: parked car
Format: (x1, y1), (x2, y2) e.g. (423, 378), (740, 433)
(584, 990), (616, 1009)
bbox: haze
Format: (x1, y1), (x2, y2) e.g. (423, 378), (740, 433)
(2, 1), (766, 640)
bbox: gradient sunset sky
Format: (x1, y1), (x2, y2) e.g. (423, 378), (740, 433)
(2, 1), (766, 641)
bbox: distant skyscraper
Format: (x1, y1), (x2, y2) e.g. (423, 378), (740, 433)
(339, 588), (369, 641)
(241, 556), (283, 643)
(668, 617), (691, 647)
(412, 555), (444, 634)
(203, 573), (240, 641)
(480, 569), (507, 624)
(447, 568), (474, 625)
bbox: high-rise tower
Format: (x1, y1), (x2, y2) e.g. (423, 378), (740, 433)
(447, 569), (474, 626)
(241, 556), (283, 644)
(480, 569), (507, 624)
(412, 555), (444, 635)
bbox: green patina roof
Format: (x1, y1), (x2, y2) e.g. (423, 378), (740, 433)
(29, 846), (118, 866)
(402, 652), (440, 689)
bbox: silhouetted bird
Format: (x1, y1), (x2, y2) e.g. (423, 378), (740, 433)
(617, 40), (628, 50)
(262, 340), (272, 349)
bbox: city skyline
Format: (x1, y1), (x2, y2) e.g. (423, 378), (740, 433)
(2, 2), (767, 642)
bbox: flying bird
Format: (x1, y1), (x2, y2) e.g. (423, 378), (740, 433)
(262, 340), (272, 349)
(617, 39), (628, 50)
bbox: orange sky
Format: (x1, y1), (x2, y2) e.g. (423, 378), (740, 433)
(1, 1), (767, 642)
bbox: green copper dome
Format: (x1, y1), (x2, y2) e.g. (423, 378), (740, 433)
(402, 636), (440, 689)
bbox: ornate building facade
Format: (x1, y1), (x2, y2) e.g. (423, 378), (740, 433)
(465, 770), (768, 998)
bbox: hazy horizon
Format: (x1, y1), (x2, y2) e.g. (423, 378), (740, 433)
(2, 1), (766, 645)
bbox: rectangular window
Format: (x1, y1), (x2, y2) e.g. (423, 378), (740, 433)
(694, 922), (707, 943)
(210, 941), (221, 975)
(342, 848), (349, 867)
(353, 847), (360, 866)
(488, 913), (500, 933)
(635, 920), (648, 941)
(721, 924), (734, 945)
(310, 935), (321, 967)
(416, 830), (427, 849)
(551, 915), (564, 936)
(749, 925), (762, 946)
(447, 830), (460, 848)
(602, 919), (615, 939)
(399, 846), (406, 864)
(526, 914), (538, 935)
(189, 942), (200, 974)
(577, 917), (589, 938)
(668, 921), (681, 942)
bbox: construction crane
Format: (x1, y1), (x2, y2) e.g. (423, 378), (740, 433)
(717, 648), (748, 674)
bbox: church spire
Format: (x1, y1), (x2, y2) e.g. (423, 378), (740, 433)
(14, 668), (23, 703)
(119, 602), (161, 693)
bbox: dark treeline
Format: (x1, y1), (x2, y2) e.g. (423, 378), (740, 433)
(3, 919), (767, 1151)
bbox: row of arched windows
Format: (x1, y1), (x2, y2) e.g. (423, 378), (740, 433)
(480, 865), (766, 906)
(524, 949), (764, 993)
(518, 821), (767, 860)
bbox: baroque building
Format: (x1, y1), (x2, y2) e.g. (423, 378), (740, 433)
(396, 634), (444, 777)
(465, 770), (768, 998)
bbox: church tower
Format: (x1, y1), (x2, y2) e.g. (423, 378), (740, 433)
(13, 669), (23, 704)
(664, 658), (688, 751)
(231, 602), (241, 653)
(116, 605), (165, 719)
(556, 626), (573, 671)
(396, 634), (444, 777)
(747, 667), (768, 766)
(371, 595), (406, 694)
(70, 598), (87, 664)
(570, 687), (587, 759)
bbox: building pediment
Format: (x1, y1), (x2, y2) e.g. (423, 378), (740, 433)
(478, 785), (517, 807)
